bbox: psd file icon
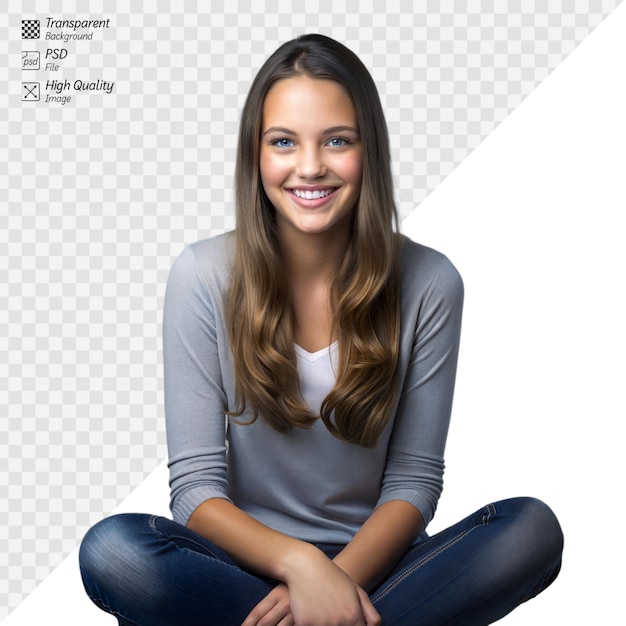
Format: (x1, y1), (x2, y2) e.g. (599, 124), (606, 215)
(22, 51), (40, 70)
(22, 82), (40, 101)
(22, 20), (40, 39)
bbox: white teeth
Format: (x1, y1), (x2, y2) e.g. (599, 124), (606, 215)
(292, 188), (334, 200)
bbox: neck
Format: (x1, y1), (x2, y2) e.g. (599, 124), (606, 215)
(277, 223), (351, 285)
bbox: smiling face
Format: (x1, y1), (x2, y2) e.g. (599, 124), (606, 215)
(259, 75), (363, 243)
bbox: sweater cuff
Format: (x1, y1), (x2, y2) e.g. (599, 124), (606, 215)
(375, 489), (436, 527)
(171, 486), (232, 526)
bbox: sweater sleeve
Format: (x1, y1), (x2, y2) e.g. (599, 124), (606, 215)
(377, 253), (464, 527)
(163, 245), (231, 525)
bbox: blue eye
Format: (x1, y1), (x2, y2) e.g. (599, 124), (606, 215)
(273, 138), (295, 148)
(327, 137), (349, 147)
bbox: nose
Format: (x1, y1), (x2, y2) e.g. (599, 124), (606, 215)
(296, 145), (326, 179)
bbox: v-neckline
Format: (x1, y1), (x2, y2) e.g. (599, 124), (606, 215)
(294, 341), (338, 362)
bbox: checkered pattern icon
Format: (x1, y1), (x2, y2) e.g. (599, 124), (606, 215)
(22, 19), (40, 39)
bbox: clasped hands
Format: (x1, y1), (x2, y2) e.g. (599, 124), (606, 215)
(241, 545), (381, 626)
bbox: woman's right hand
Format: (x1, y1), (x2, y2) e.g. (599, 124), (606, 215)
(283, 545), (381, 626)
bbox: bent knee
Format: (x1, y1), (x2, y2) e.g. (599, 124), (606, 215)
(518, 497), (563, 551)
(503, 497), (564, 573)
(79, 514), (153, 585)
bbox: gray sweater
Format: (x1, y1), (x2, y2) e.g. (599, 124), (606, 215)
(164, 232), (463, 544)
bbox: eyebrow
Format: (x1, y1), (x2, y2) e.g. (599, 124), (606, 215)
(262, 125), (360, 137)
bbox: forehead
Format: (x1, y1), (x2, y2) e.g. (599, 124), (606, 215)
(262, 76), (357, 129)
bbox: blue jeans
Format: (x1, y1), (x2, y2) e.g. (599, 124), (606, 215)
(79, 497), (563, 625)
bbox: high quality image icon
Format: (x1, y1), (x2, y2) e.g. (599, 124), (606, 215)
(22, 82), (40, 101)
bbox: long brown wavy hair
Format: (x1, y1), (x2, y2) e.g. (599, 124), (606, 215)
(226, 34), (401, 447)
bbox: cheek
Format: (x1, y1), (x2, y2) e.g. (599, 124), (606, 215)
(259, 150), (286, 190)
(337, 152), (363, 187)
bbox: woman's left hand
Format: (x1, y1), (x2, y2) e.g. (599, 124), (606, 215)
(242, 583), (294, 626)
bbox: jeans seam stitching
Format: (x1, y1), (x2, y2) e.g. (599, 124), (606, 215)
(148, 514), (245, 576)
(371, 527), (476, 603)
(89, 594), (140, 625)
(149, 514), (218, 555)
(371, 503), (496, 604)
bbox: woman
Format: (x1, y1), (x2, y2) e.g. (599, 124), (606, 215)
(79, 34), (563, 625)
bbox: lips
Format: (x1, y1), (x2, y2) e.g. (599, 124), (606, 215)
(290, 187), (337, 200)
(286, 187), (339, 208)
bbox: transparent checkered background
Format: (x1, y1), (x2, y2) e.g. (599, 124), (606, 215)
(0, 0), (621, 618)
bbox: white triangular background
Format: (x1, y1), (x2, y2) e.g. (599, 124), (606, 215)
(5, 3), (625, 623)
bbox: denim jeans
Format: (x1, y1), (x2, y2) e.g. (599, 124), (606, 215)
(79, 497), (563, 625)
